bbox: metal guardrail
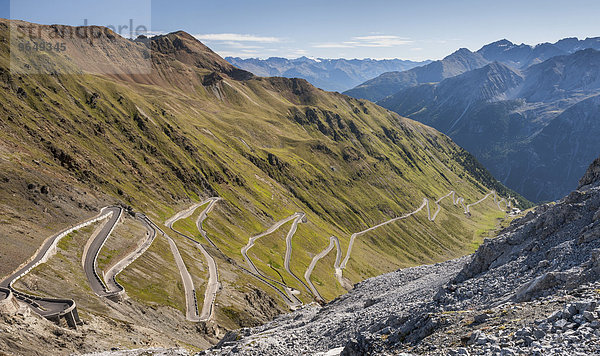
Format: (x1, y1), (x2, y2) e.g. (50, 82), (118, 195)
(0, 208), (115, 327)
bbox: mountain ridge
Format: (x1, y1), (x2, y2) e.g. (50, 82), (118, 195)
(344, 47), (489, 101)
(226, 56), (430, 92)
(344, 36), (600, 103)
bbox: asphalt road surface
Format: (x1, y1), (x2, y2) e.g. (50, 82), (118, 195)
(282, 213), (312, 296)
(166, 198), (221, 322)
(0, 287), (8, 300)
(1, 190), (512, 320)
(194, 198), (221, 321)
(82, 206), (123, 296)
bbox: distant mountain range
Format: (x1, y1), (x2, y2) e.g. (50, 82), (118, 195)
(345, 37), (600, 102)
(370, 41), (600, 202)
(225, 56), (430, 92)
(344, 48), (489, 101)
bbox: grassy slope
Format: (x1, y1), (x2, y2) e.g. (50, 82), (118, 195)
(0, 20), (530, 337)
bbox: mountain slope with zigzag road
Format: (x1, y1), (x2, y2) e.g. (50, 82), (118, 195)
(0, 19), (529, 354)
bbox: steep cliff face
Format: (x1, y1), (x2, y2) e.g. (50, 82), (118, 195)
(344, 38), (600, 203)
(519, 48), (600, 102)
(523, 94), (600, 201)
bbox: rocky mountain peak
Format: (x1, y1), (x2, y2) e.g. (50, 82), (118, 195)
(579, 157), (600, 189)
(445, 47), (477, 59)
(477, 39), (520, 57)
(436, 61), (523, 102)
(149, 31), (254, 80)
(487, 39), (515, 49)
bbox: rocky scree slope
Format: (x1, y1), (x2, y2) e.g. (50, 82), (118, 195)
(204, 157), (600, 355)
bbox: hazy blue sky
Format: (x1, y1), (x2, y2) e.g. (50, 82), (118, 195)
(2, 0), (599, 60)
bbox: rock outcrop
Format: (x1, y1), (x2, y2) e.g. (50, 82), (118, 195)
(579, 156), (600, 190)
(0, 289), (20, 315)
